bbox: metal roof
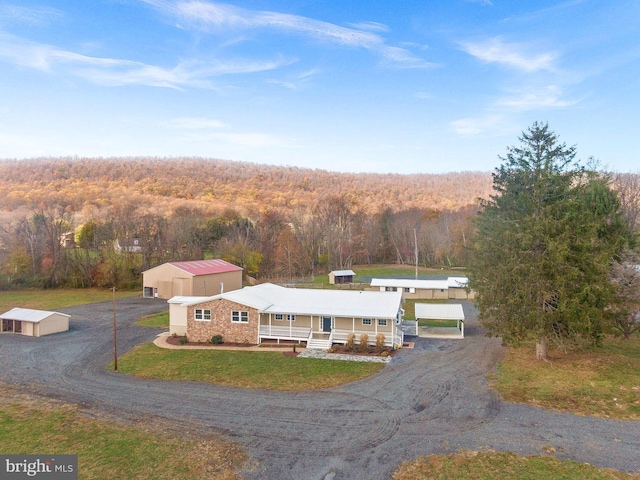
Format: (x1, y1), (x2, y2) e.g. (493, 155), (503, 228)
(167, 296), (211, 304)
(371, 278), (449, 289)
(0, 307), (70, 323)
(179, 283), (403, 319)
(370, 277), (469, 290)
(415, 303), (465, 320)
(330, 270), (356, 276)
(168, 259), (243, 276)
(447, 276), (469, 288)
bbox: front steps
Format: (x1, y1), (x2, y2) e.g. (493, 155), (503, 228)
(306, 338), (332, 350)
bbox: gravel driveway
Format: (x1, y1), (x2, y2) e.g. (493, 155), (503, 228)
(0, 298), (638, 479)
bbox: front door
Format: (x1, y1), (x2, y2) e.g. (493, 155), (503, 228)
(322, 316), (332, 333)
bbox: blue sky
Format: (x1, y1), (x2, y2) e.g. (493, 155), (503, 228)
(0, 0), (638, 174)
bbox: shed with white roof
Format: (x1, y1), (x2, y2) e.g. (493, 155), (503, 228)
(0, 308), (70, 337)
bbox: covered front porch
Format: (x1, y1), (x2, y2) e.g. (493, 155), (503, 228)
(257, 313), (403, 349)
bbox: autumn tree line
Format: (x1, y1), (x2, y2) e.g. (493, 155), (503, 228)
(0, 157), (489, 289)
(0, 157), (637, 292)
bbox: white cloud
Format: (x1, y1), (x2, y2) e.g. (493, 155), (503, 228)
(162, 117), (227, 129)
(142, 0), (434, 67)
(450, 115), (506, 136)
(459, 37), (557, 72)
(498, 85), (579, 110)
(346, 21), (390, 33)
(0, 32), (289, 88)
(0, 5), (64, 27)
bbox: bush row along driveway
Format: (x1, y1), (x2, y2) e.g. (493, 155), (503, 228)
(0, 297), (638, 480)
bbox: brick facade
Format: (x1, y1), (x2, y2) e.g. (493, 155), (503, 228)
(186, 298), (258, 344)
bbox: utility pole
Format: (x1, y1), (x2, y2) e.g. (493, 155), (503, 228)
(112, 286), (118, 372)
(414, 228), (419, 280)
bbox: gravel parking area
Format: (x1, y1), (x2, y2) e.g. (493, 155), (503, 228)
(0, 297), (638, 479)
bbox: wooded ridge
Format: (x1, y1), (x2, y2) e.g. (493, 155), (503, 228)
(0, 157), (493, 216)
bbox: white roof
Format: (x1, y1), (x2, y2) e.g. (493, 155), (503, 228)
(168, 296), (211, 304)
(330, 270), (356, 276)
(415, 303), (465, 320)
(447, 276), (469, 288)
(370, 276), (468, 290)
(371, 278), (449, 289)
(0, 307), (70, 323)
(180, 283), (402, 319)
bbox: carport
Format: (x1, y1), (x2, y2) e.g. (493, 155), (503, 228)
(415, 303), (465, 339)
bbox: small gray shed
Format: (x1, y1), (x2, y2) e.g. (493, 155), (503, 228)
(0, 308), (70, 337)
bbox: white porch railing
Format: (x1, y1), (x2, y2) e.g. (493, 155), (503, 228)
(258, 325), (311, 341)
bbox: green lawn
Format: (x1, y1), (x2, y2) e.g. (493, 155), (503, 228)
(417, 319), (459, 328)
(0, 390), (245, 480)
(0, 288), (138, 312)
(116, 343), (384, 390)
(492, 335), (640, 420)
(136, 311), (169, 328)
(393, 451), (639, 480)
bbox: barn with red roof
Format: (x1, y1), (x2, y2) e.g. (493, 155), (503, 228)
(142, 259), (243, 299)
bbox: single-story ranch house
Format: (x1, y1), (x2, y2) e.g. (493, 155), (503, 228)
(169, 283), (405, 349)
(142, 259), (243, 300)
(0, 308), (70, 337)
(369, 277), (473, 300)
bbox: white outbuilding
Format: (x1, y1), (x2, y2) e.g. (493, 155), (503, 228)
(0, 308), (70, 337)
(414, 303), (465, 338)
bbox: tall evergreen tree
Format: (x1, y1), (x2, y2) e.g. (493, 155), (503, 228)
(468, 122), (629, 359)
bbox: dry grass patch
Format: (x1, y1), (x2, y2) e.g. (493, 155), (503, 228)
(0, 386), (246, 480)
(393, 450), (639, 480)
(491, 336), (640, 420)
(0, 288), (138, 312)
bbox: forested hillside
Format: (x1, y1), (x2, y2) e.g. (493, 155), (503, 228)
(0, 157), (491, 216)
(0, 157), (635, 290)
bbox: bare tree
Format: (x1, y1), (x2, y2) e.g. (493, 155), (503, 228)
(614, 172), (640, 233)
(609, 251), (640, 339)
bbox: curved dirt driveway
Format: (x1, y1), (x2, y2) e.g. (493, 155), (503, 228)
(0, 298), (638, 479)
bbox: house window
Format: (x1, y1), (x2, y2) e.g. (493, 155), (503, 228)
(385, 287), (397, 292)
(404, 287), (410, 292)
(377, 319), (388, 326)
(231, 311), (249, 323)
(195, 309), (211, 321)
(275, 314), (284, 320)
(362, 318), (372, 325)
(286, 314), (295, 322)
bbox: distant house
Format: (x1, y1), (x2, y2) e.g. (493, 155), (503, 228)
(370, 277), (473, 300)
(328, 269), (356, 285)
(0, 308), (70, 337)
(169, 282), (404, 349)
(114, 238), (144, 253)
(142, 259), (243, 300)
(60, 232), (75, 248)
